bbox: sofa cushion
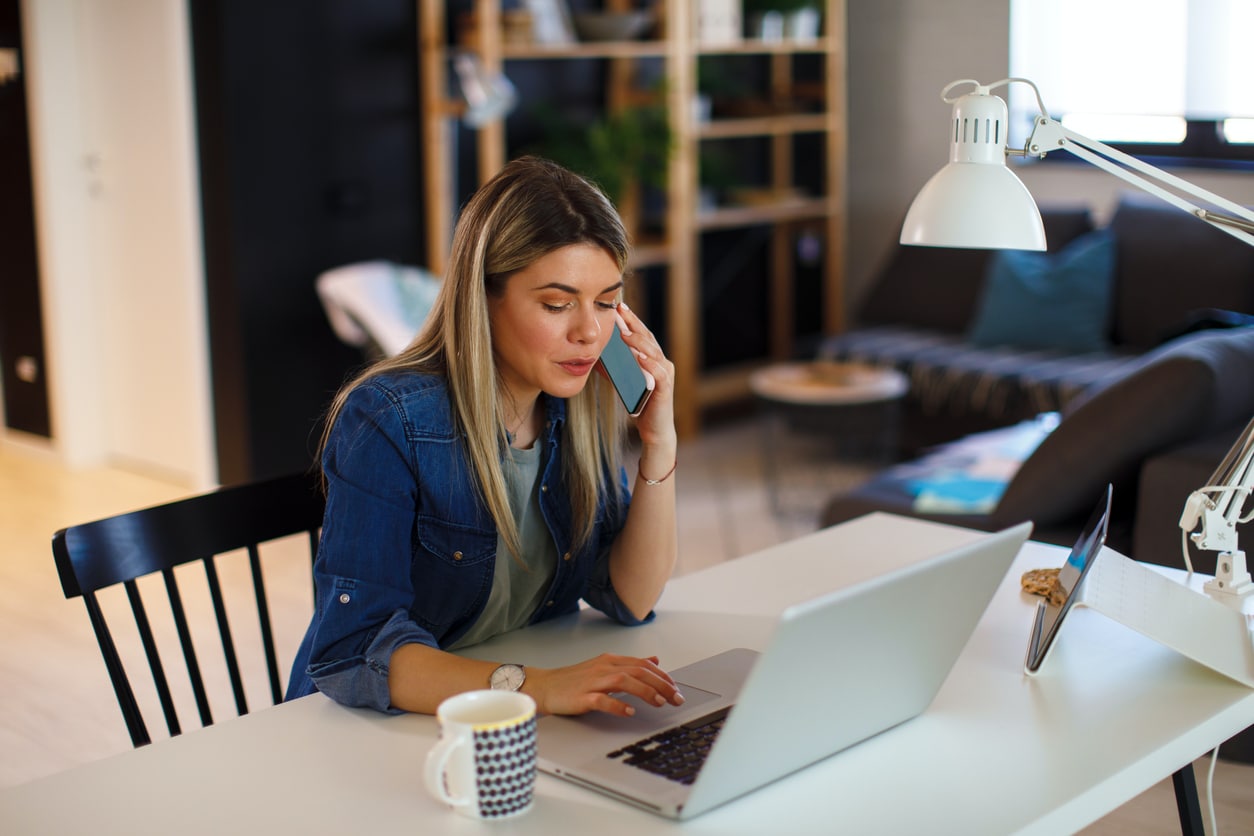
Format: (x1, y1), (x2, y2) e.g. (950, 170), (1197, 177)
(1107, 195), (1254, 348)
(819, 324), (1136, 424)
(858, 206), (1096, 334)
(968, 230), (1115, 353)
(991, 326), (1254, 528)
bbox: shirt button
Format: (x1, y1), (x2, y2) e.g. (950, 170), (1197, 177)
(546, 600), (555, 607)
(563, 552), (572, 561)
(453, 551), (463, 561)
(540, 485), (547, 493)
(338, 593), (351, 604)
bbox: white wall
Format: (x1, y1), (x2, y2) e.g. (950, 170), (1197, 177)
(20, 0), (215, 488)
(845, 0), (1012, 314)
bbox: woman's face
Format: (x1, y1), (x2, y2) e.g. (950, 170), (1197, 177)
(488, 242), (623, 405)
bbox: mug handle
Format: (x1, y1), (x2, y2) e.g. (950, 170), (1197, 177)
(424, 736), (472, 809)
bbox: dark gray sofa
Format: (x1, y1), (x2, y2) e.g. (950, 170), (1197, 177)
(820, 326), (1254, 560)
(821, 195), (1254, 455)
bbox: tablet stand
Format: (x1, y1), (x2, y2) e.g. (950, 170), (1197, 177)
(1079, 547), (1254, 688)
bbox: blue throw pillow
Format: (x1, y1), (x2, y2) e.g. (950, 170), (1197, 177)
(968, 230), (1115, 353)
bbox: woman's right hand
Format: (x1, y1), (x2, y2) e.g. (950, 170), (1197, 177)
(524, 653), (685, 717)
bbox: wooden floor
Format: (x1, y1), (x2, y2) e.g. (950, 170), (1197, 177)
(2, 418), (1251, 832)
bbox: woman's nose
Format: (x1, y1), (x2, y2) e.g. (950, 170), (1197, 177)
(571, 306), (602, 343)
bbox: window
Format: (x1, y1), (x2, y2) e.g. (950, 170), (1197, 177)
(1009, 0), (1254, 165)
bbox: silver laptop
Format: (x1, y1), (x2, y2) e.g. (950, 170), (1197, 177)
(537, 522), (1034, 819)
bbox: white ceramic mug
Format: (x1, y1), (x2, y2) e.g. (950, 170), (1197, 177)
(424, 690), (537, 819)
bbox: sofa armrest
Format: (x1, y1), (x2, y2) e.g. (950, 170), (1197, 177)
(1132, 425), (1250, 571)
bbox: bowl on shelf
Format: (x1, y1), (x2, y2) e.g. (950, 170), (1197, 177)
(572, 11), (654, 42)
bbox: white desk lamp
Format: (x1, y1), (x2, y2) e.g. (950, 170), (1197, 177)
(901, 77), (1254, 600)
(901, 78), (1254, 250)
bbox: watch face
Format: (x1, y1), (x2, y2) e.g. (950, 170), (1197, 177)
(491, 664), (525, 691)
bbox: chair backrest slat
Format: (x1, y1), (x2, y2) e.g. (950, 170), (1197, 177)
(83, 591), (151, 747)
(124, 579), (183, 740)
(249, 544), (284, 705)
(203, 555), (248, 717)
(51, 472), (324, 748)
(161, 568), (214, 730)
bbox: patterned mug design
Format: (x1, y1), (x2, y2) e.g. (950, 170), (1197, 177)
(425, 691), (537, 819)
(472, 716), (537, 818)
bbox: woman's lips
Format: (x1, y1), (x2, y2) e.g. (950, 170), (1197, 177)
(558, 358), (597, 376)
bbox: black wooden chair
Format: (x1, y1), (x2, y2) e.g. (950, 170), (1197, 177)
(52, 472), (325, 747)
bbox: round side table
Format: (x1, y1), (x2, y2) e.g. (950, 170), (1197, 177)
(749, 361), (909, 519)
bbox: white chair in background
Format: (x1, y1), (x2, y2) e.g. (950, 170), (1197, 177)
(315, 260), (442, 358)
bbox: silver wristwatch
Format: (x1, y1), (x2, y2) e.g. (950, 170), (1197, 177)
(489, 663), (526, 692)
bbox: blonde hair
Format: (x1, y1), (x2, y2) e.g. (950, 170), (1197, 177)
(320, 157), (630, 561)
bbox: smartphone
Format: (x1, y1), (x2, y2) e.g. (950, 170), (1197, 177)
(599, 326), (652, 416)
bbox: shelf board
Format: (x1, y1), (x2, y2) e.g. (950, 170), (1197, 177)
(497, 39), (832, 61)
(629, 237), (672, 269)
(697, 197), (833, 230)
(697, 113), (829, 139)
(695, 40), (832, 57)
(501, 41), (667, 60)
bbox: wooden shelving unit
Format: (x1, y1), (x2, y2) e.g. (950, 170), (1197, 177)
(419, 1), (846, 437)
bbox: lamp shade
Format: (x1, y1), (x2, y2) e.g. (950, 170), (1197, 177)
(901, 163), (1046, 250)
(900, 84), (1047, 251)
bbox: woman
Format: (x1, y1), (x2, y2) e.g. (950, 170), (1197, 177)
(287, 157), (684, 718)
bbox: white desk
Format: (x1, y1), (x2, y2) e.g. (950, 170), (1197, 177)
(4, 513), (1253, 835)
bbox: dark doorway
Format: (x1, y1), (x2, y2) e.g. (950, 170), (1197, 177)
(0, 0), (51, 438)
(189, 0), (425, 482)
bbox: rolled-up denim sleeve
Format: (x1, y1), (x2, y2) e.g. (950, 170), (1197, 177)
(301, 383), (433, 713)
(305, 607), (435, 714)
(584, 544), (656, 627)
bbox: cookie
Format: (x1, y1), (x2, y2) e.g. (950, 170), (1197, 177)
(1021, 567), (1068, 607)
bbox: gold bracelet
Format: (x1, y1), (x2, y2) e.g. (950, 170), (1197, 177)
(640, 457), (677, 486)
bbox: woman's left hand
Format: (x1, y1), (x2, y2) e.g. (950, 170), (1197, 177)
(614, 302), (676, 452)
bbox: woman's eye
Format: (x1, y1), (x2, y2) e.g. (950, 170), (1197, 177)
(543, 302), (571, 312)
(596, 301), (618, 311)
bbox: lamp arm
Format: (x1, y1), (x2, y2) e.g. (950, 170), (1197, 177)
(1020, 116), (1254, 247)
(1179, 417), (1254, 574)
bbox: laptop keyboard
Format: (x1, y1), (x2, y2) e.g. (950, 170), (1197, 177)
(606, 707), (731, 785)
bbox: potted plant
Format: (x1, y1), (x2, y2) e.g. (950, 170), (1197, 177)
(527, 95), (672, 234)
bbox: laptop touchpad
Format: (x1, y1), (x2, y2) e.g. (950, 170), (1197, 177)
(613, 682), (722, 720)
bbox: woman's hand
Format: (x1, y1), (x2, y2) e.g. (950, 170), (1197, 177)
(614, 303), (676, 455)
(524, 653), (685, 717)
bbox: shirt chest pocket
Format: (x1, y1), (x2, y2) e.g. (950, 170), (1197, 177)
(415, 515), (496, 568)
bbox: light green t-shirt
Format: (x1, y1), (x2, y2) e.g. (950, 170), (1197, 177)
(448, 442), (558, 650)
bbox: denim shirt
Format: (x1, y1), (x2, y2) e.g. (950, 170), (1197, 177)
(285, 372), (650, 712)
